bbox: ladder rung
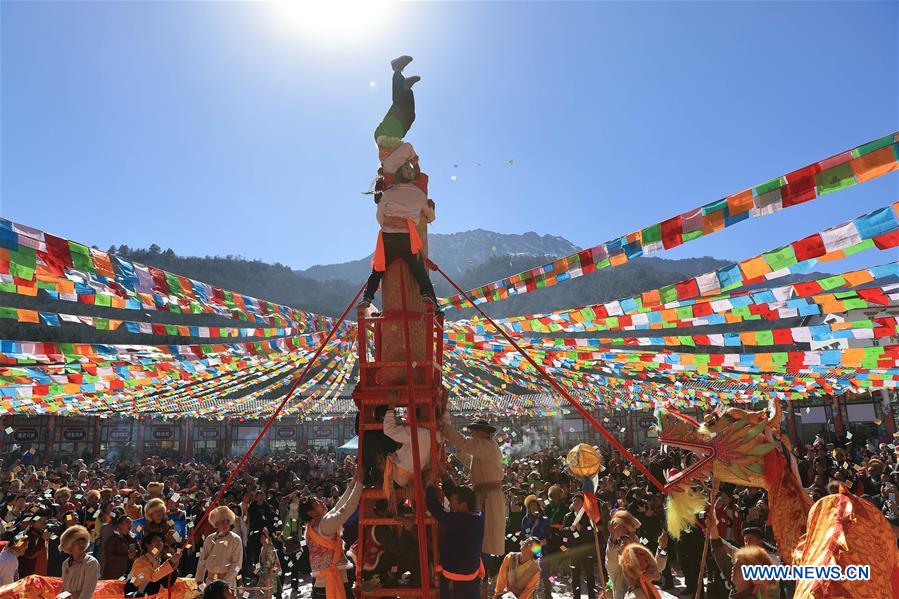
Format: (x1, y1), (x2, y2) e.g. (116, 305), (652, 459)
(364, 488), (432, 499)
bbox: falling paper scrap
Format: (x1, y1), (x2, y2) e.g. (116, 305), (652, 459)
(450, 175), (457, 181)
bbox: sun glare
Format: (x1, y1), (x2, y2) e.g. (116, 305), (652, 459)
(273, 0), (389, 41)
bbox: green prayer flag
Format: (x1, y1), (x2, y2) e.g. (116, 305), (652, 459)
(844, 239), (874, 255)
(732, 306), (751, 318)
(659, 285), (678, 304)
(756, 330), (774, 345)
(94, 294), (111, 307)
(818, 276), (846, 291)
(763, 246), (796, 271)
(815, 163), (856, 195)
(753, 176), (786, 195)
(675, 306), (692, 320)
(8, 262), (34, 281)
(852, 133), (895, 157)
(842, 299), (868, 310)
(642, 224), (662, 244)
(165, 272), (182, 292)
(682, 230), (703, 242)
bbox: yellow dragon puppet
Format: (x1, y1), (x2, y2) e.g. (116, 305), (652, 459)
(657, 400), (899, 598)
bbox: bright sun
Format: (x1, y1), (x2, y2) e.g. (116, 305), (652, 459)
(273, 0), (390, 41)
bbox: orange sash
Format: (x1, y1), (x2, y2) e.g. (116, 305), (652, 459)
(382, 455), (414, 512)
(372, 220), (423, 272)
(438, 559), (486, 582)
(639, 575), (662, 599)
(306, 523), (347, 599)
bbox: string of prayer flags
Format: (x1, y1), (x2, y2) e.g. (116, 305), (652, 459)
(442, 132), (899, 309)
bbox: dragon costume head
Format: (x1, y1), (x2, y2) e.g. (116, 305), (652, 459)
(656, 401), (811, 563)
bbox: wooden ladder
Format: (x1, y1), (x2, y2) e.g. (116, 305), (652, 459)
(353, 261), (446, 598)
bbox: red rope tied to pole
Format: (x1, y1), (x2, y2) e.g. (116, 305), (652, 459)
(173, 283), (366, 594)
(430, 261), (668, 494)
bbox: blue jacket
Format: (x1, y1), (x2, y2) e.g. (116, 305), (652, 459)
(521, 513), (550, 543)
(425, 483), (484, 576)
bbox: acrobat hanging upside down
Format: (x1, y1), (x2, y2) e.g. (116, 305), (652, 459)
(360, 55), (439, 313)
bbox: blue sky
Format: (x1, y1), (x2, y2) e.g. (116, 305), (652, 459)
(2, 1), (897, 276)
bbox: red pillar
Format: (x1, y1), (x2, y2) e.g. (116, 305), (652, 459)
(832, 395), (845, 435)
(625, 412), (634, 448)
(43, 415), (58, 464)
(136, 417), (146, 461)
(181, 419), (192, 460)
(224, 420), (233, 457)
(92, 417), (102, 459)
(786, 403), (799, 445)
(880, 390), (896, 437)
(0, 416), (8, 453)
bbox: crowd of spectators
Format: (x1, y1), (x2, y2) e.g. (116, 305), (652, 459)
(0, 426), (895, 598)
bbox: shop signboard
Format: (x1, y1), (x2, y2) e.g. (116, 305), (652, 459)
(638, 416), (656, 429)
(13, 428), (39, 442)
(109, 429), (131, 442)
(62, 428), (87, 441)
(277, 427), (296, 439)
(199, 428), (220, 440)
(152, 428), (174, 440)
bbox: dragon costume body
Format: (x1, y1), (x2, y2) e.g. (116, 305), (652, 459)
(0, 575), (198, 598)
(657, 402), (899, 598)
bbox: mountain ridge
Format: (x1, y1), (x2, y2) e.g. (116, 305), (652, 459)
(300, 228), (580, 283)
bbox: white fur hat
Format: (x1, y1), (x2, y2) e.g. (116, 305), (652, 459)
(144, 497), (166, 519)
(209, 506), (236, 527)
(59, 525), (90, 554)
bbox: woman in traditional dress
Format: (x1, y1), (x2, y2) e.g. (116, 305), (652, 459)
(59, 525), (100, 599)
(125, 531), (182, 597)
(257, 527), (282, 599)
(493, 537), (543, 599)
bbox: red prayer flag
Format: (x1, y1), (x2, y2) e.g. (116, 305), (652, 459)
(792, 234), (826, 261)
(661, 216), (684, 249)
